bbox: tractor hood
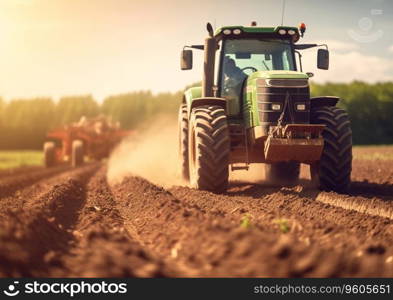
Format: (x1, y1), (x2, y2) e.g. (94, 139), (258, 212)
(247, 70), (309, 81)
(245, 70), (310, 91)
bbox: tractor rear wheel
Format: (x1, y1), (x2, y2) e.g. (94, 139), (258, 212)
(188, 105), (230, 193)
(72, 140), (84, 167)
(265, 162), (300, 186)
(43, 142), (56, 168)
(310, 106), (352, 193)
(178, 104), (189, 180)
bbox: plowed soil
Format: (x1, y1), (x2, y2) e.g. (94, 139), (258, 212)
(1, 147), (393, 277)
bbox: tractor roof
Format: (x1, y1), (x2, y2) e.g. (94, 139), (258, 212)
(214, 25), (300, 42)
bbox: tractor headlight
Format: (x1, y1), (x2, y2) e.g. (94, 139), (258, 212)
(233, 29), (242, 35)
(288, 29), (296, 35)
(278, 29), (287, 35)
(296, 104), (306, 111)
(272, 104), (281, 111)
(223, 29), (232, 35)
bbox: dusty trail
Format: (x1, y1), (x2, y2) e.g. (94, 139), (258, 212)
(0, 149), (392, 277)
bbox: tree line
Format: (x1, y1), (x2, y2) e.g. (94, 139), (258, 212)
(0, 91), (181, 149)
(0, 81), (392, 149)
(311, 81), (393, 145)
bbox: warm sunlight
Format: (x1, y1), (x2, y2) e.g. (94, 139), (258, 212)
(0, 0), (391, 101)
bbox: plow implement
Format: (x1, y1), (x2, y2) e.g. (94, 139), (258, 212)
(43, 115), (134, 167)
(264, 124), (325, 163)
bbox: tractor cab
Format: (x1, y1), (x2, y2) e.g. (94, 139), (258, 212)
(181, 23), (329, 117)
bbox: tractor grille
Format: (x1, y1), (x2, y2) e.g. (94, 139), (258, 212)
(266, 79), (308, 88)
(256, 79), (310, 134)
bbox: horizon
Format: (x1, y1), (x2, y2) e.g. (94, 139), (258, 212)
(1, 80), (392, 103)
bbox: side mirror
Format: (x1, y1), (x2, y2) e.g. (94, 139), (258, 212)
(317, 49), (329, 70)
(181, 49), (193, 70)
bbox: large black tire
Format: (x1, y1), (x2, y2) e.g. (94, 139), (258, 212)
(72, 140), (84, 167)
(188, 105), (230, 192)
(310, 106), (352, 193)
(265, 161), (300, 186)
(43, 142), (56, 168)
(178, 104), (189, 180)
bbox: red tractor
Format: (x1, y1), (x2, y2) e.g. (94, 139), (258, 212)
(43, 115), (133, 167)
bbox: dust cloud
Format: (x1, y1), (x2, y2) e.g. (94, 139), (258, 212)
(107, 115), (187, 188)
(229, 164), (265, 183)
(107, 114), (268, 188)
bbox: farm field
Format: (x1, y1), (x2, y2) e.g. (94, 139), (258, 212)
(0, 151), (43, 170)
(0, 146), (392, 277)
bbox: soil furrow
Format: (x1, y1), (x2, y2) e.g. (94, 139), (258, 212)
(59, 168), (176, 277)
(0, 166), (41, 179)
(0, 165), (70, 199)
(0, 164), (99, 277)
(0, 152), (392, 278)
(170, 184), (393, 243)
(111, 176), (393, 277)
(0, 165), (100, 214)
(315, 192), (393, 220)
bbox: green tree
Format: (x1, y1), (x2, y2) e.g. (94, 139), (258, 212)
(1, 98), (56, 149)
(56, 95), (99, 125)
(311, 81), (393, 144)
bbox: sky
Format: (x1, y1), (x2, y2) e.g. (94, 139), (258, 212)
(0, 0), (392, 101)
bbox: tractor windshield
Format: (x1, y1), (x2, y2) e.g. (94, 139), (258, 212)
(220, 39), (295, 110)
(221, 39), (295, 74)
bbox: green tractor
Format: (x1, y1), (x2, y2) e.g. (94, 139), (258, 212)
(179, 22), (352, 193)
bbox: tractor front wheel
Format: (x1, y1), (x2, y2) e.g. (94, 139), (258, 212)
(43, 142), (56, 168)
(310, 106), (352, 193)
(72, 140), (84, 167)
(188, 105), (230, 193)
(178, 104), (189, 180)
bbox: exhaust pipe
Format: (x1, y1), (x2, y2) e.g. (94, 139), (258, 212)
(202, 24), (216, 98)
